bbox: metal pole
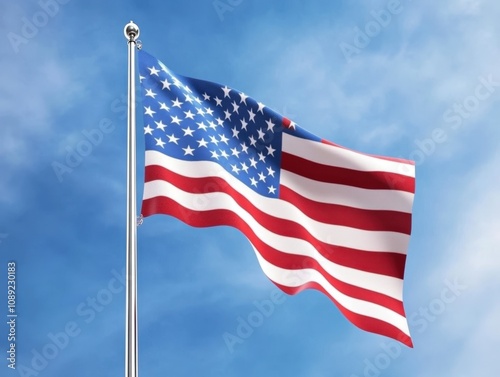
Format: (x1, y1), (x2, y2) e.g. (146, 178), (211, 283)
(124, 20), (140, 377)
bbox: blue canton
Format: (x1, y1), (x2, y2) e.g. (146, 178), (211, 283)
(139, 50), (284, 198)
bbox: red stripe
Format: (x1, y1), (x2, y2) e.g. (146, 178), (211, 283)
(142, 195), (406, 317)
(273, 281), (413, 347)
(144, 165), (407, 278)
(281, 152), (415, 193)
(280, 185), (412, 235)
(321, 139), (416, 166)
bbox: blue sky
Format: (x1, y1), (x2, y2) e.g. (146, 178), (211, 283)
(0, 0), (499, 376)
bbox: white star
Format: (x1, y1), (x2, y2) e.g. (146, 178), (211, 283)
(231, 147), (240, 158)
(214, 97), (223, 107)
(159, 102), (170, 111)
(172, 77), (183, 88)
(268, 185), (276, 194)
(265, 118), (275, 132)
(145, 88), (157, 98)
(257, 102), (265, 114)
(248, 108), (256, 123)
(196, 108), (205, 116)
(249, 135), (257, 147)
(220, 150), (229, 159)
(167, 134), (179, 144)
(266, 145), (276, 156)
(148, 66), (160, 76)
(158, 61), (169, 73)
(222, 85), (231, 98)
(258, 152), (266, 162)
(144, 125), (154, 135)
(197, 121), (208, 131)
(231, 126), (240, 138)
(184, 85), (192, 94)
(232, 101), (239, 114)
(197, 138), (208, 148)
(171, 115), (182, 125)
(210, 150), (219, 160)
(289, 121), (297, 130)
(203, 93), (210, 101)
(139, 75), (145, 82)
(219, 134), (229, 144)
(249, 158), (258, 168)
(184, 94), (194, 103)
(172, 98), (183, 108)
(183, 127), (195, 136)
(144, 106), (155, 117)
(267, 166), (275, 177)
(224, 109), (232, 120)
(250, 177), (258, 187)
(208, 121), (217, 130)
(257, 128), (266, 141)
(155, 137), (165, 148)
(205, 107), (214, 116)
(239, 92), (248, 104)
(161, 79), (171, 90)
(182, 145), (195, 156)
(241, 118), (248, 130)
(231, 164), (240, 174)
(155, 120), (167, 131)
(194, 96), (202, 104)
(258, 172), (266, 182)
(216, 117), (224, 126)
(184, 110), (195, 119)
(240, 142), (249, 154)
(209, 136), (219, 145)
(241, 162), (249, 173)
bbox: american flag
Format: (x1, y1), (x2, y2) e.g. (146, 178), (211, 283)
(138, 50), (416, 347)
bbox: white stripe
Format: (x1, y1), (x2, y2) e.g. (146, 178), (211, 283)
(145, 151), (412, 253)
(144, 178), (404, 300)
(281, 170), (415, 213)
(251, 246), (410, 336)
(283, 133), (415, 178)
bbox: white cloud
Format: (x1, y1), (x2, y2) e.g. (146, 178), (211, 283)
(410, 149), (500, 375)
(439, 150), (500, 281)
(0, 48), (75, 165)
(359, 122), (404, 147)
(449, 302), (500, 376)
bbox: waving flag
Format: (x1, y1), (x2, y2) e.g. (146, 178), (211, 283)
(138, 50), (416, 347)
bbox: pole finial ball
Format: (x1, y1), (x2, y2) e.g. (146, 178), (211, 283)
(124, 21), (140, 41)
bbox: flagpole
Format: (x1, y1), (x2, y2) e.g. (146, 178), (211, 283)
(124, 21), (140, 377)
